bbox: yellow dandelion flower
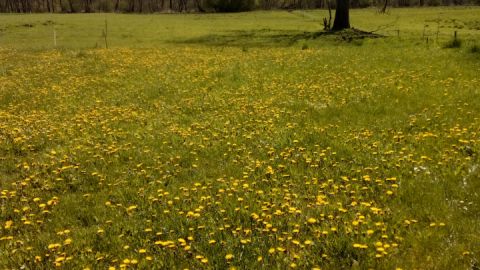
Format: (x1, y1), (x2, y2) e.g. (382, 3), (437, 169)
(4, 220), (13, 229)
(266, 166), (274, 175)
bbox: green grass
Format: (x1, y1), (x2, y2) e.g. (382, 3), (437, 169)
(0, 7), (479, 49)
(1, 7), (480, 270)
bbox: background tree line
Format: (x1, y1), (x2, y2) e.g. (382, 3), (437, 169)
(0, 0), (478, 13)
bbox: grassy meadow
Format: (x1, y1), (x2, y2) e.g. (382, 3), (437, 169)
(1, 7), (480, 270)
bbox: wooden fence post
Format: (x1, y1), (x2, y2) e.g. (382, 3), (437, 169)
(53, 26), (57, 47)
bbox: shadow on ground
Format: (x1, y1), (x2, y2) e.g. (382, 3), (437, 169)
(172, 28), (383, 48)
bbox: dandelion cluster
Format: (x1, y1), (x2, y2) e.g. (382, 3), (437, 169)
(0, 46), (478, 269)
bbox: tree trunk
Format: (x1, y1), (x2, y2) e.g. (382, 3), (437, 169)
(128, 0), (135, 12)
(114, 0), (120, 11)
(332, 0), (350, 31)
(380, 0), (388, 13)
(68, 0), (75, 12)
(195, 0), (205, 12)
(19, 0), (25, 12)
(7, 0), (14, 12)
(84, 0), (91, 12)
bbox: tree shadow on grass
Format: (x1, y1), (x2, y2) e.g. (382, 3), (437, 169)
(171, 28), (383, 48)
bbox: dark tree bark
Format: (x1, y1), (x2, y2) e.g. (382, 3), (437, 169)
(19, 0), (26, 12)
(178, 0), (187, 11)
(15, 0), (20, 12)
(194, 0), (205, 12)
(323, 0), (332, 30)
(84, 0), (92, 12)
(67, 0), (75, 12)
(332, 0), (350, 31)
(380, 0), (388, 13)
(128, 0), (134, 11)
(114, 0), (120, 11)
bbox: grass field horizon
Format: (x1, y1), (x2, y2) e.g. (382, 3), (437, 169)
(1, 7), (480, 270)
